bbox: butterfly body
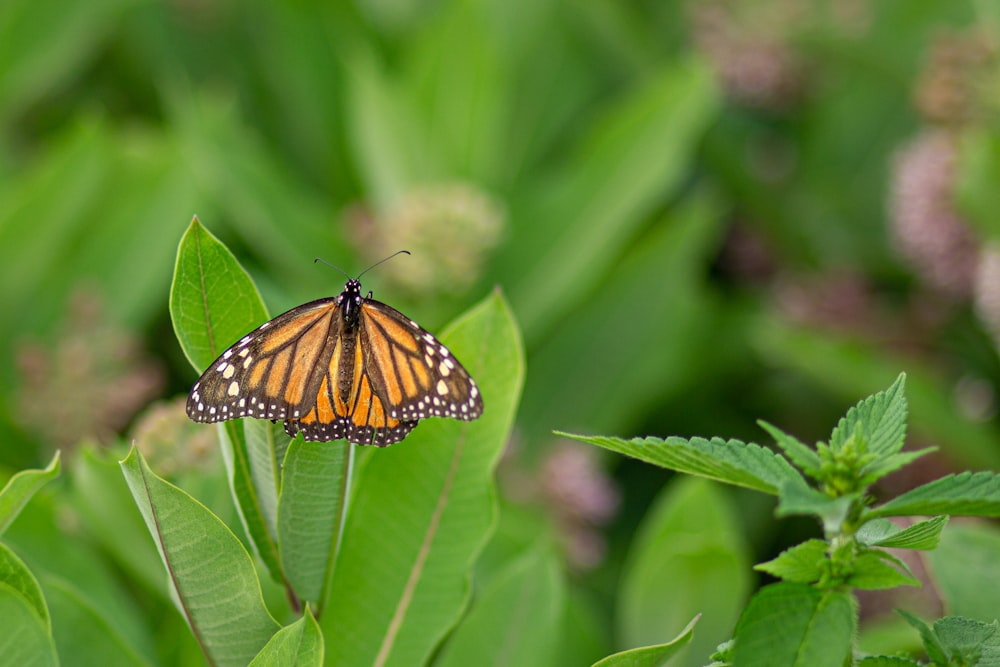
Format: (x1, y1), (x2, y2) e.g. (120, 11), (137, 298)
(186, 279), (482, 446)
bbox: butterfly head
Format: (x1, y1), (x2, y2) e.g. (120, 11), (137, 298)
(340, 278), (364, 323)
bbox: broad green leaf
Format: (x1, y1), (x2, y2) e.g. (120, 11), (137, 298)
(856, 516), (948, 550)
(618, 477), (750, 667)
(248, 610), (323, 667)
(321, 291), (524, 667)
(929, 522), (1000, 622)
(120, 447), (279, 667)
(0, 584), (58, 667)
(563, 434), (804, 495)
(732, 583), (855, 667)
(71, 448), (166, 598)
(245, 419), (283, 539)
(169, 217), (282, 580)
(754, 540), (827, 584)
(277, 439), (351, 607)
(829, 373), (907, 457)
(0, 542), (49, 631)
(758, 421), (821, 477)
(592, 616), (700, 667)
(44, 578), (154, 667)
(521, 191), (724, 443)
(507, 58), (720, 342)
(846, 551), (919, 590)
(867, 471), (1000, 519)
(0, 451), (60, 536)
(169, 216), (269, 372)
(856, 657), (922, 666)
(436, 546), (564, 667)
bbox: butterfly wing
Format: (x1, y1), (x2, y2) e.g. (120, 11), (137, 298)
(187, 289), (484, 447)
(357, 299), (484, 425)
(186, 298), (341, 425)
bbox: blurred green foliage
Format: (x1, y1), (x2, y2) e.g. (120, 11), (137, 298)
(3, 0), (1000, 664)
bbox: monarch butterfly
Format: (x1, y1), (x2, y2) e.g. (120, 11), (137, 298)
(185, 254), (483, 446)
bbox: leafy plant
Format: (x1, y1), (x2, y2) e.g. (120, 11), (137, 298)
(114, 217), (524, 665)
(566, 374), (1000, 667)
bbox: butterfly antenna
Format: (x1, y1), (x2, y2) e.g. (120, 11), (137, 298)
(313, 257), (352, 280)
(356, 250), (411, 279)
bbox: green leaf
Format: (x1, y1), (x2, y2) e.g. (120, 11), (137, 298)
(775, 479), (857, 533)
(277, 439), (351, 607)
(829, 373), (907, 457)
(858, 448), (937, 488)
(248, 609), (324, 667)
(732, 583), (855, 667)
(591, 615), (700, 667)
(856, 516), (948, 550)
(934, 616), (1000, 666)
(758, 421), (821, 477)
(856, 657), (923, 666)
(846, 551), (919, 590)
(169, 215), (269, 372)
(754, 540), (827, 584)
(507, 58), (721, 342)
(70, 447), (167, 599)
(0, 584), (58, 667)
(897, 610), (948, 665)
(618, 477), (751, 666)
(0, 451), (60, 536)
(44, 578), (154, 667)
(120, 446), (279, 667)
(929, 522), (1000, 622)
(169, 217), (283, 580)
(436, 546), (564, 667)
(867, 471), (1000, 519)
(321, 291), (524, 666)
(562, 434), (804, 495)
(0, 542), (49, 631)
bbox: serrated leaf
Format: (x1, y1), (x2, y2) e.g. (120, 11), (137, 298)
(562, 434), (804, 495)
(830, 373), (907, 457)
(0, 451), (60, 536)
(120, 446), (279, 667)
(436, 546), (564, 667)
(754, 539), (827, 584)
(248, 609), (323, 667)
(898, 610), (948, 665)
(857, 516), (948, 550)
(775, 479), (857, 533)
(169, 217), (282, 581)
(934, 616), (1000, 666)
(591, 615), (700, 667)
(321, 291), (524, 667)
(759, 421), (821, 477)
(0, 584), (58, 667)
(858, 448), (937, 487)
(277, 439), (350, 607)
(733, 583), (855, 667)
(847, 550), (919, 590)
(867, 471), (1000, 519)
(0, 542), (49, 632)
